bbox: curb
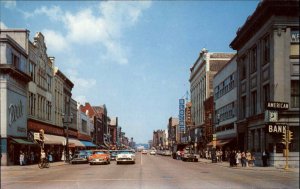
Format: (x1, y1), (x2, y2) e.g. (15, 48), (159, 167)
(197, 159), (299, 173)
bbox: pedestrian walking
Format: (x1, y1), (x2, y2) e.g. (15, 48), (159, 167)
(19, 151), (25, 166)
(30, 151), (35, 164)
(252, 153), (256, 167)
(236, 150), (241, 166)
(48, 151), (53, 162)
(262, 150), (269, 167)
(246, 151), (251, 167)
(229, 150), (236, 167)
(241, 151), (246, 167)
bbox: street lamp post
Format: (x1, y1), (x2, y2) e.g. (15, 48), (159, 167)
(62, 113), (73, 163)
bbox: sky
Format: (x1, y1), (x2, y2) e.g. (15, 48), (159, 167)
(1, 0), (260, 144)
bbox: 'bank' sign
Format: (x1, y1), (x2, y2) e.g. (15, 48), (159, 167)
(267, 124), (287, 133)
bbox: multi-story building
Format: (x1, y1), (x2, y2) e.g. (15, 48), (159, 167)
(81, 103), (110, 148)
(167, 117), (179, 148)
(109, 117), (118, 149)
(190, 49), (235, 150)
(230, 0), (299, 167)
(213, 55), (238, 150)
(0, 29), (31, 165)
(76, 104), (95, 148)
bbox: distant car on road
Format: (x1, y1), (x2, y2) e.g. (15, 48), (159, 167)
(70, 153), (88, 164)
(89, 150), (110, 165)
(116, 150), (135, 164)
(142, 150), (148, 154)
(150, 150), (156, 155)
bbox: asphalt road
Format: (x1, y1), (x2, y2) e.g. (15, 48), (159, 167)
(1, 153), (299, 189)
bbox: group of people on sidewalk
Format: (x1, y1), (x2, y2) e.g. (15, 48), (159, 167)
(229, 150), (255, 167)
(201, 148), (270, 167)
(19, 150), (54, 166)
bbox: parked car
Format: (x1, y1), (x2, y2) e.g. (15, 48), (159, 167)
(109, 150), (119, 161)
(75, 150), (93, 161)
(150, 150), (156, 155)
(116, 150), (135, 164)
(89, 150), (110, 165)
(70, 153), (88, 164)
(142, 150), (148, 155)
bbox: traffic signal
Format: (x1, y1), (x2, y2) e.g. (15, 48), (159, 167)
(282, 132), (287, 142)
(287, 130), (293, 141)
(39, 129), (44, 141)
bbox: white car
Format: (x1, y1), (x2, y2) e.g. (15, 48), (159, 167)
(150, 150), (156, 155)
(116, 150), (135, 164)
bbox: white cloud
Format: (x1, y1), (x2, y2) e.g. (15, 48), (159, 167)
(0, 22), (8, 29)
(23, 6), (63, 21)
(1, 0), (16, 9)
(42, 29), (69, 52)
(22, 1), (151, 65)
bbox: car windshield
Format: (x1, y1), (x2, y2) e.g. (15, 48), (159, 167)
(118, 151), (134, 154)
(94, 151), (106, 155)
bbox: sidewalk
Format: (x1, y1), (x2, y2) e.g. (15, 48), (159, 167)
(1, 161), (69, 171)
(197, 158), (299, 173)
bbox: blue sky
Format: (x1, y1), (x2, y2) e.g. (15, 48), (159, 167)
(1, 0), (259, 143)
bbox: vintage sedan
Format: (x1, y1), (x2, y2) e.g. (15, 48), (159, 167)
(70, 153), (88, 164)
(89, 150), (110, 165)
(116, 150), (135, 164)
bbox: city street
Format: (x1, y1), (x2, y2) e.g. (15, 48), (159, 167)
(1, 153), (299, 189)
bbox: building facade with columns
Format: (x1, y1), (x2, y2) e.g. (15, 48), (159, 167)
(230, 0), (299, 167)
(189, 49), (235, 151)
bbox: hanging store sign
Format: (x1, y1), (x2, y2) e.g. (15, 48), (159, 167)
(266, 101), (289, 110)
(179, 99), (185, 132)
(266, 124), (287, 133)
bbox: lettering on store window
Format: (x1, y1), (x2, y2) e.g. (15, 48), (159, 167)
(8, 100), (23, 127)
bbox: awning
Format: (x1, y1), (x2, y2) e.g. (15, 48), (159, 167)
(80, 140), (97, 147)
(11, 138), (37, 145)
(43, 134), (66, 145)
(68, 138), (85, 147)
(207, 139), (233, 147)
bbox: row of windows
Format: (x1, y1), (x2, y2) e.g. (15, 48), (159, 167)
(215, 102), (235, 123)
(28, 92), (52, 121)
(240, 35), (270, 80)
(214, 73), (235, 100)
(240, 80), (299, 119)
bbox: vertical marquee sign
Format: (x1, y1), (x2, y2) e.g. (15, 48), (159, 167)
(179, 99), (185, 132)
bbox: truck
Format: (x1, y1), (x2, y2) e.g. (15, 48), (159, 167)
(171, 143), (198, 162)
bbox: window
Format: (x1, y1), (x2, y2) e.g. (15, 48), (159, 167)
(262, 84), (270, 110)
(29, 61), (36, 82)
(47, 74), (52, 91)
(251, 91), (257, 115)
(250, 46), (257, 73)
(291, 80), (299, 108)
(82, 120), (87, 132)
(241, 96), (246, 119)
(12, 53), (20, 69)
(240, 57), (246, 80)
(263, 35), (270, 65)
